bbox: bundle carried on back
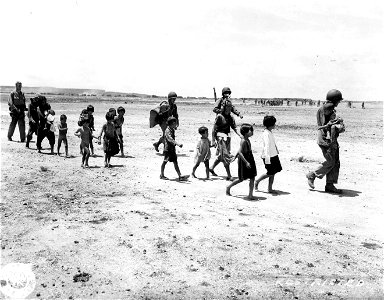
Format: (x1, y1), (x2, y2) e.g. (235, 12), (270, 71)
(149, 101), (170, 128)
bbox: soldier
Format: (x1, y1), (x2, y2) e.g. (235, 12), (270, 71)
(26, 95), (42, 148)
(153, 91), (179, 152)
(7, 81), (27, 141)
(306, 89), (344, 194)
(213, 87), (243, 119)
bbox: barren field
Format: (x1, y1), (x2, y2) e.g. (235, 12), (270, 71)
(1, 95), (383, 299)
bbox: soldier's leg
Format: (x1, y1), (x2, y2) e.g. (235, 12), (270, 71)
(312, 146), (336, 179)
(26, 122), (34, 147)
(36, 127), (45, 151)
(325, 146), (340, 185)
(18, 113), (26, 142)
(7, 114), (18, 140)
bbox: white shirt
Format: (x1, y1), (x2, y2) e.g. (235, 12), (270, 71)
(261, 129), (279, 164)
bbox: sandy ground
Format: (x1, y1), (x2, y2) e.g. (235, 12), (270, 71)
(1, 96), (383, 299)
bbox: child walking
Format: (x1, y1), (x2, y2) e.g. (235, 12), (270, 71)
(115, 106), (125, 157)
(87, 105), (96, 156)
(226, 124), (257, 199)
(160, 117), (189, 181)
(192, 126), (212, 180)
(98, 112), (121, 167)
(74, 119), (97, 167)
(57, 114), (69, 157)
(255, 115), (282, 194)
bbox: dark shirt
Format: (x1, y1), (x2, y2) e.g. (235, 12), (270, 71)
(164, 126), (176, 152)
(159, 103), (179, 125)
(213, 98), (241, 117)
(28, 103), (39, 122)
(8, 91), (26, 111)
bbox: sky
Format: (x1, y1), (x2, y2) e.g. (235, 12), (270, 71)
(0, 0), (383, 100)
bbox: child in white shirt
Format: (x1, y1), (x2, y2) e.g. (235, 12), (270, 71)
(255, 115), (282, 194)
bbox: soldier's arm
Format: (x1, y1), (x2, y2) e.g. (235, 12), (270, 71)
(213, 99), (222, 114)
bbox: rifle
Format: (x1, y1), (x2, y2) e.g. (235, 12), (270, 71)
(213, 87), (217, 102)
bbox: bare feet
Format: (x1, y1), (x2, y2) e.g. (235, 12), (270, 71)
(191, 173), (197, 178)
(268, 189), (278, 194)
(254, 181), (259, 191)
(226, 187), (231, 196)
(246, 195), (258, 200)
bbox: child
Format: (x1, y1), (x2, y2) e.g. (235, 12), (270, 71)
(254, 115), (282, 194)
(226, 124), (257, 199)
(318, 111), (345, 143)
(78, 109), (89, 154)
(98, 112), (121, 168)
(192, 126), (212, 179)
(160, 117), (189, 181)
(41, 109), (55, 154)
(57, 114), (69, 157)
(74, 119), (97, 168)
(87, 105), (95, 156)
(115, 106), (125, 157)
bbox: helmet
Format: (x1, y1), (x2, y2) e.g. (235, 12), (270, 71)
(326, 89), (343, 103)
(87, 104), (94, 112)
(168, 91), (177, 99)
(222, 87), (231, 95)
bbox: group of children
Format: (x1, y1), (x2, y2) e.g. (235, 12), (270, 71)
(45, 105), (126, 168)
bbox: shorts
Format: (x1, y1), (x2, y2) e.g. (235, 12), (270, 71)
(163, 150), (177, 162)
(263, 155), (282, 176)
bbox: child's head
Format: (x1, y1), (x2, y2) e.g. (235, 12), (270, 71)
(87, 105), (94, 115)
(60, 114), (67, 123)
(117, 106), (125, 116)
(105, 111), (114, 122)
(198, 126), (209, 137)
(263, 115), (277, 129)
(167, 116), (177, 128)
(240, 123), (254, 137)
(109, 108), (117, 117)
(48, 109), (55, 116)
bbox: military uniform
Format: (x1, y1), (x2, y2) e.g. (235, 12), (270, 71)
(7, 90), (26, 141)
(26, 98), (40, 147)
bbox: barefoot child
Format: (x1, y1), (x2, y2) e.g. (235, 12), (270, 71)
(57, 114), (69, 157)
(226, 124), (257, 199)
(115, 106), (125, 157)
(254, 115), (282, 194)
(87, 105), (95, 156)
(160, 117), (189, 181)
(98, 112), (121, 168)
(192, 126), (212, 179)
(74, 119), (97, 167)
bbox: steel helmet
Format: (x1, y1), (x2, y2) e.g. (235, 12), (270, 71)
(222, 87), (231, 95)
(168, 91), (177, 99)
(326, 89), (343, 103)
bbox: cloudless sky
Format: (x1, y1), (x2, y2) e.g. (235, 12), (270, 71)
(1, 0), (382, 100)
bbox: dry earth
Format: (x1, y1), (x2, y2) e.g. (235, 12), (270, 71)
(1, 96), (383, 299)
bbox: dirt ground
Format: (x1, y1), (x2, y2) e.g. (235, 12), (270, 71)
(1, 96), (383, 299)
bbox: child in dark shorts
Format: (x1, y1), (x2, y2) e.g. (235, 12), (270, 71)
(160, 117), (189, 181)
(57, 114), (69, 157)
(226, 123), (257, 199)
(115, 106), (125, 157)
(255, 115), (282, 194)
(98, 112), (121, 168)
(87, 105), (95, 156)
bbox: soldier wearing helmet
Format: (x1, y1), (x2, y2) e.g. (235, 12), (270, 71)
(213, 87), (243, 119)
(7, 81), (27, 142)
(306, 89), (344, 194)
(153, 91), (179, 152)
